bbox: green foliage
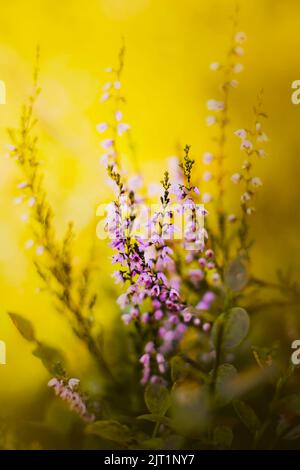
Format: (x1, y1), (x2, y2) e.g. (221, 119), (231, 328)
(8, 312), (36, 342)
(213, 425), (233, 449)
(144, 383), (171, 416)
(86, 420), (133, 446)
(212, 308), (250, 351)
(213, 364), (238, 407)
(233, 399), (261, 434)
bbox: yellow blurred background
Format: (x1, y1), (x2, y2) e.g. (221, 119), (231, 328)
(0, 0), (300, 417)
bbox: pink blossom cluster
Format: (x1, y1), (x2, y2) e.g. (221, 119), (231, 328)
(48, 377), (95, 423)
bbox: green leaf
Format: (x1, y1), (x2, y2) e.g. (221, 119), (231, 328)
(8, 312), (36, 342)
(214, 364), (238, 407)
(280, 394), (300, 415)
(233, 399), (261, 434)
(33, 343), (65, 375)
(283, 425), (300, 441)
(213, 425), (233, 449)
(224, 256), (248, 291)
(212, 308), (250, 352)
(137, 414), (174, 428)
(144, 382), (171, 416)
(86, 420), (132, 445)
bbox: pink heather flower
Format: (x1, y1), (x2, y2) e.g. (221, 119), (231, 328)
(117, 293), (129, 309)
(145, 341), (155, 353)
(193, 186), (200, 195)
(202, 192), (212, 203)
(24, 239), (34, 249)
(189, 269), (204, 282)
(203, 171), (212, 182)
(233, 63), (244, 73)
(193, 318), (201, 326)
(231, 172), (242, 184)
(112, 270), (124, 284)
(258, 149), (266, 158)
(209, 62), (220, 71)
(206, 116), (216, 126)
(114, 80), (121, 89)
(117, 123), (130, 136)
(228, 214), (237, 223)
(17, 181), (28, 189)
(203, 152), (213, 164)
(13, 196), (24, 205)
(235, 32), (247, 43)
(234, 129), (247, 139)
(121, 313), (131, 325)
(202, 322), (211, 332)
(115, 110), (122, 121)
(251, 176), (262, 187)
(207, 262), (215, 270)
(203, 291), (216, 305)
(36, 245), (45, 256)
(100, 92), (110, 102)
(102, 82), (111, 91)
(96, 122), (108, 133)
(101, 138), (114, 149)
(28, 197), (36, 207)
(257, 132), (268, 142)
(234, 46), (244, 56)
(205, 249), (214, 259)
(241, 140), (253, 151)
(241, 191), (251, 203)
(154, 309), (164, 320)
(68, 378), (80, 390)
(183, 311), (192, 323)
(198, 257), (206, 268)
(230, 79), (239, 88)
(206, 99), (225, 111)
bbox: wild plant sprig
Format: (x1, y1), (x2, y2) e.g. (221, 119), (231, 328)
(8, 52), (115, 383)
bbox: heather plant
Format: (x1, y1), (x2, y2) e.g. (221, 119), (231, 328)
(5, 25), (300, 451)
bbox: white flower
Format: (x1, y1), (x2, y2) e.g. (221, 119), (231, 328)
(101, 138), (114, 149)
(257, 132), (268, 142)
(13, 196), (24, 205)
(117, 123), (130, 136)
(203, 152), (213, 164)
(202, 192), (212, 203)
(202, 171), (212, 182)
(17, 181), (28, 189)
(206, 116), (216, 126)
(104, 67), (113, 73)
(235, 32), (247, 43)
(20, 213), (28, 222)
(210, 62), (220, 71)
(102, 82), (111, 91)
(206, 99), (224, 111)
(228, 214), (237, 223)
(240, 140), (253, 151)
(242, 160), (251, 170)
(246, 207), (255, 215)
(231, 172), (241, 184)
(68, 378), (80, 390)
(36, 245), (45, 256)
(100, 92), (110, 103)
(234, 46), (244, 56)
(251, 176), (262, 187)
(233, 63), (244, 73)
(255, 122), (262, 132)
(114, 80), (121, 89)
(24, 239), (34, 249)
(241, 192), (251, 203)
(234, 128), (247, 139)
(28, 197), (36, 207)
(115, 110), (122, 121)
(96, 122), (108, 133)
(230, 79), (239, 88)
(258, 149), (266, 158)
